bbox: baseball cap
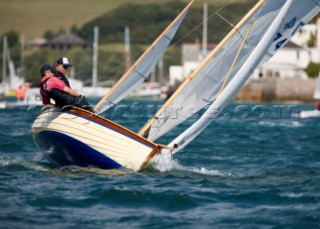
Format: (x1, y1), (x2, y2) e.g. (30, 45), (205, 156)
(57, 57), (72, 67)
(40, 64), (54, 76)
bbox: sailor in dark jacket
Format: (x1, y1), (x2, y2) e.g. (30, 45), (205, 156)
(54, 57), (72, 87)
(39, 64), (92, 111)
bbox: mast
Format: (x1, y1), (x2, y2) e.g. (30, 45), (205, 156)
(20, 35), (25, 79)
(94, 0), (195, 112)
(92, 26), (99, 88)
(2, 36), (7, 85)
(124, 26), (131, 71)
(202, 2), (208, 58)
(138, 0), (267, 137)
(158, 58), (164, 85)
(167, 0), (294, 153)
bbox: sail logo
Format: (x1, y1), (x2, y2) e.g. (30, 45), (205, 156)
(273, 17), (304, 51)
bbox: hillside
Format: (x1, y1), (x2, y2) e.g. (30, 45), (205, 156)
(0, 0), (251, 41)
(77, 1), (253, 45)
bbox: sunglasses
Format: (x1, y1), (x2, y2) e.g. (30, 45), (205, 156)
(63, 65), (69, 69)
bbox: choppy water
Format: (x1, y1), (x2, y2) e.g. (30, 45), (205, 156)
(0, 101), (319, 228)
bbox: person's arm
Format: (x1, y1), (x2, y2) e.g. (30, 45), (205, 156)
(63, 86), (80, 97)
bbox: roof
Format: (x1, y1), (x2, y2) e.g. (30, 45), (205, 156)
(283, 41), (302, 49)
(50, 33), (87, 45)
(27, 38), (48, 46)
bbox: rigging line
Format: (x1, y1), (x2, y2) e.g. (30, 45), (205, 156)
(217, 0), (267, 84)
(133, 68), (148, 79)
(218, 19), (254, 96)
(215, 12), (248, 45)
(102, 99), (116, 110)
(172, 0), (236, 47)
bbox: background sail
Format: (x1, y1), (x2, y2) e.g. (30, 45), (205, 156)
(142, 0), (284, 141)
(165, 0), (320, 153)
(314, 75), (320, 99)
(95, 1), (194, 114)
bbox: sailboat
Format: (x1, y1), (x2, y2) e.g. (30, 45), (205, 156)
(1, 36), (42, 109)
(31, 0), (320, 171)
(300, 73), (320, 118)
(31, 0), (194, 171)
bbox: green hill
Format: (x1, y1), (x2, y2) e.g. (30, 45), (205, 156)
(78, 1), (254, 45)
(0, 0), (251, 41)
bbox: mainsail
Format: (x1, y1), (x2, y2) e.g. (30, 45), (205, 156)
(94, 0), (195, 114)
(139, 0), (320, 149)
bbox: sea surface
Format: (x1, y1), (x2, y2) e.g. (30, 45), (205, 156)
(0, 100), (319, 228)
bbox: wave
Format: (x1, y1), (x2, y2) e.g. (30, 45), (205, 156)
(149, 153), (228, 176)
(257, 120), (304, 128)
(0, 156), (50, 172)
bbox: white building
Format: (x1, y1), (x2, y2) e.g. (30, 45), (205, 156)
(291, 24), (317, 47)
(169, 43), (205, 86)
(253, 41), (320, 79)
(169, 21), (320, 85)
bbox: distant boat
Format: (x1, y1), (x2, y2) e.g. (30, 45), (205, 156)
(128, 82), (167, 100)
(68, 78), (109, 98)
(0, 87), (42, 109)
(31, 0), (320, 171)
(1, 36), (25, 97)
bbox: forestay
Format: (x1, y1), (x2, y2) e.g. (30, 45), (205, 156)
(165, 0), (320, 153)
(94, 0), (195, 114)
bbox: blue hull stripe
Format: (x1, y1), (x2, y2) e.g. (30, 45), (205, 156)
(34, 130), (121, 169)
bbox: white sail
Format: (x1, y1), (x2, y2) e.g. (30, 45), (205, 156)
(139, 0), (273, 141)
(165, 0), (320, 153)
(140, 0), (320, 142)
(94, 0), (195, 114)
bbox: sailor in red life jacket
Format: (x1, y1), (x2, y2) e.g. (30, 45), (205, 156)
(39, 64), (92, 111)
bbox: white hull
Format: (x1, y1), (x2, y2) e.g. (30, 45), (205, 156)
(128, 82), (168, 100)
(31, 107), (159, 171)
(300, 110), (320, 118)
(0, 101), (6, 109)
(0, 88), (42, 109)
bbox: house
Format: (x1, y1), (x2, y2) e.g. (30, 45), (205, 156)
(49, 33), (88, 50)
(169, 21), (320, 85)
(26, 38), (48, 49)
(169, 43), (215, 85)
(253, 41), (320, 79)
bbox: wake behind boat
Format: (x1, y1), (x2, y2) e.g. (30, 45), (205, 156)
(32, 0), (320, 171)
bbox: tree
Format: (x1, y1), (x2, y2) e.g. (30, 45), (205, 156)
(0, 30), (20, 49)
(307, 32), (316, 47)
(305, 62), (320, 78)
(44, 30), (55, 40)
